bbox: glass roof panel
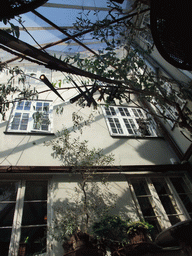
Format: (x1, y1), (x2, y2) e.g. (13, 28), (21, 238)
(0, 0), (131, 64)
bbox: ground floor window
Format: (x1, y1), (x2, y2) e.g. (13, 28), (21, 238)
(0, 181), (47, 256)
(127, 174), (192, 240)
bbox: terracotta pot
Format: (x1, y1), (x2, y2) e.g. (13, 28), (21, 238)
(18, 243), (27, 256)
(63, 232), (104, 256)
(129, 231), (149, 244)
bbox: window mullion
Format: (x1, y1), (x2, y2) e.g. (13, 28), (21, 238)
(146, 178), (171, 229)
(128, 181), (144, 220)
(9, 180), (26, 256)
(119, 118), (128, 136)
(166, 177), (190, 220)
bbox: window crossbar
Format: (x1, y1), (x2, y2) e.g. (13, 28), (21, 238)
(23, 200), (47, 203)
(21, 224), (47, 228)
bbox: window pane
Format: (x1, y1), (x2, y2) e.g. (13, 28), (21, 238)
(41, 114), (49, 131)
(104, 107), (116, 116)
(11, 113), (21, 130)
(20, 113), (29, 130)
(170, 178), (188, 193)
(0, 228), (12, 256)
(123, 119), (136, 135)
(168, 215), (181, 225)
(131, 180), (149, 196)
(179, 194), (192, 214)
(16, 101), (24, 110)
(0, 182), (18, 201)
(24, 181), (47, 200)
(24, 101), (31, 111)
(36, 102), (42, 111)
(22, 202), (47, 226)
(114, 118), (123, 134)
(170, 178), (192, 216)
(144, 217), (161, 240)
(137, 197), (155, 216)
(0, 203), (16, 227)
(119, 107), (130, 117)
(43, 102), (49, 112)
(137, 109), (144, 118)
(20, 226), (46, 255)
(110, 107), (116, 115)
(132, 109), (139, 117)
(108, 118), (117, 133)
(152, 179), (182, 224)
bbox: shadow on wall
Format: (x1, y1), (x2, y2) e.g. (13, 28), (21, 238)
(50, 174), (139, 256)
(136, 139), (178, 164)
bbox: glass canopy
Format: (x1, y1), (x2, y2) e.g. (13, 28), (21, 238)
(0, 0), (132, 63)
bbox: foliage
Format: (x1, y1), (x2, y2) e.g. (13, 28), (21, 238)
(2, 18), (20, 38)
(92, 215), (129, 243)
(126, 220), (154, 237)
(0, 65), (38, 120)
(46, 127), (114, 168)
(62, 1), (192, 134)
(47, 122), (117, 242)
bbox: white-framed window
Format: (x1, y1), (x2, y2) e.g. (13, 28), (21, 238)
(0, 180), (48, 256)
(127, 175), (192, 239)
(6, 100), (53, 134)
(102, 105), (158, 137)
(139, 12), (154, 47)
(154, 82), (186, 128)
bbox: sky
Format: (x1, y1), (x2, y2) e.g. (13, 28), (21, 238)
(0, 0), (132, 61)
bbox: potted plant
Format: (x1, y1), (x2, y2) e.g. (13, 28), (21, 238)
(121, 221), (161, 256)
(18, 236), (29, 256)
(126, 221), (154, 244)
(62, 229), (105, 256)
(92, 215), (129, 255)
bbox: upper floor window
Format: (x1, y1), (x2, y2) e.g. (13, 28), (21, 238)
(139, 12), (154, 47)
(154, 82), (186, 129)
(5, 100), (53, 134)
(102, 106), (158, 137)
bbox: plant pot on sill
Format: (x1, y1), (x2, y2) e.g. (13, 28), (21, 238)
(129, 230), (150, 245)
(18, 243), (27, 256)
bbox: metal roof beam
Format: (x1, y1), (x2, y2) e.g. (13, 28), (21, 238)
(1, 9), (149, 65)
(32, 10), (98, 56)
(0, 26), (75, 31)
(42, 3), (118, 11)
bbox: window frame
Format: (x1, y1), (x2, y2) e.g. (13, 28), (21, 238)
(5, 100), (54, 135)
(154, 82), (187, 129)
(101, 105), (158, 137)
(127, 175), (191, 238)
(0, 180), (49, 256)
(139, 11), (154, 47)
